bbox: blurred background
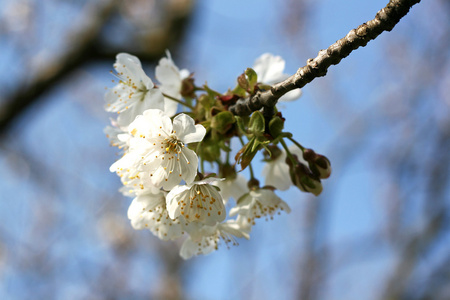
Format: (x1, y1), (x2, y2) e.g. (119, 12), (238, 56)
(0, 0), (449, 299)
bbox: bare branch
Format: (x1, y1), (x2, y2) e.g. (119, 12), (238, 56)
(229, 0), (422, 116)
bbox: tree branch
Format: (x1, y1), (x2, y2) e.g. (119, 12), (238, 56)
(0, 0), (118, 134)
(0, 0), (193, 135)
(229, 0), (422, 116)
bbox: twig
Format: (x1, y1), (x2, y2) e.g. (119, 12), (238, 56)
(229, 0), (422, 116)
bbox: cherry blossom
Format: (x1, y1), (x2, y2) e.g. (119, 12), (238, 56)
(105, 53), (164, 126)
(155, 51), (190, 117)
(110, 109), (206, 190)
(166, 178), (226, 226)
(229, 188), (291, 227)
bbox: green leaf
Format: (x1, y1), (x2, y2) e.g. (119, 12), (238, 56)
(235, 116), (247, 135)
(203, 84), (222, 98)
(235, 137), (260, 171)
(231, 84), (247, 98)
(245, 68), (258, 87)
(237, 73), (249, 90)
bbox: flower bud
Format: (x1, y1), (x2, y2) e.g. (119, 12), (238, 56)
(247, 178), (260, 190)
(268, 115), (284, 138)
(286, 155), (323, 196)
(314, 154), (332, 179)
(211, 111), (235, 134)
(219, 163), (237, 180)
(199, 142), (221, 162)
(262, 144), (282, 161)
(248, 111), (265, 135)
(303, 148), (332, 179)
(180, 77), (195, 98)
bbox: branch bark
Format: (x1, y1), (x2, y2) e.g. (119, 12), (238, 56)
(229, 0), (422, 116)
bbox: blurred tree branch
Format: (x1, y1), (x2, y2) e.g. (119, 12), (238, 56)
(0, 0), (193, 135)
(0, 0), (117, 134)
(230, 0), (421, 117)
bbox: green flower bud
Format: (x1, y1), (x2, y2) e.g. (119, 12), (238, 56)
(200, 142), (221, 162)
(211, 111), (235, 134)
(248, 111), (265, 135)
(268, 116), (284, 138)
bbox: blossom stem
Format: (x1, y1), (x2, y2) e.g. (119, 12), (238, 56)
(280, 138), (297, 165)
(162, 93), (194, 110)
(200, 158), (205, 174)
(287, 136), (305, 151)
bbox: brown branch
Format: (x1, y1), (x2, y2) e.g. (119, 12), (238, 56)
(229, 0), (422, 116)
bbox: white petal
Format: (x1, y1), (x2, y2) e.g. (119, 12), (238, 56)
(278, 88), (302, 102)
(140, 109), (173, 135)
(253, 53), (286, 84)
(116, 53), (153, 89)
(172, 114), (206, 144)
(179, 237), (200, 259)
(179, 148), (198, 184)
(262, 151), (290, 191)
(166, 185), (190, 219)
(155, 53), (181, 87)
(164, 98), (179, 117)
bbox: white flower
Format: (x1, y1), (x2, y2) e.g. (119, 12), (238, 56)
(127, 192), (184, 241)
(104, 120), (131, 151)
(262, 145), (305, 191)
(156, 50), (190, 117)
(110, 109), (206, 190)
(213, 174), (248, 204)
(118, 170), (160, 198)
(105, 53), (165, 126)
(166, 178), (226, 226)
(179, 220), (250, 259)
(253, 53), (302, 102)
(229, 188), (291, 227)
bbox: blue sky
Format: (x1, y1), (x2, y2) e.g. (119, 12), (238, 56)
(0, 0), (447, 299)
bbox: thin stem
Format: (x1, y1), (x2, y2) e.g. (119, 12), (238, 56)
(200, 158), (205, 174)
(280, 138), (297, 165)
(162, 93), (194, 110)
(288, 136), (305, 151)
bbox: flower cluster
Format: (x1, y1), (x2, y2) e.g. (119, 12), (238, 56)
(105, 52), (331, 259)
